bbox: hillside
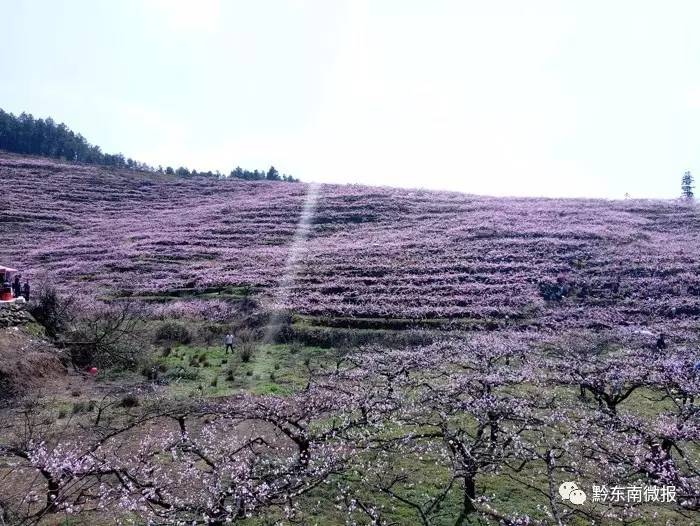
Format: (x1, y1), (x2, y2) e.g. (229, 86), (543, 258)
(2, 151), (699, 334)
(0, 154), (700, 336)
(2, 151), (700, 525)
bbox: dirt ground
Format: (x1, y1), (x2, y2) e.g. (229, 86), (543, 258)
(0, 326), (67, 403)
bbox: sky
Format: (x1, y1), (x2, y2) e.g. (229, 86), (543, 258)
(1, 0), (699, 198)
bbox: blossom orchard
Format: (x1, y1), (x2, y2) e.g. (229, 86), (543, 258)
(2, 333), (698, 524)
(2, 154), (699, 335)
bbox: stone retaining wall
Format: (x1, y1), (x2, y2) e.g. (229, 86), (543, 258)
(0, 303), (35, 328)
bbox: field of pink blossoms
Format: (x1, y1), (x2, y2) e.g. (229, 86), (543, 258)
(2, 152), (700, 525)
(2, 152), (699, 333)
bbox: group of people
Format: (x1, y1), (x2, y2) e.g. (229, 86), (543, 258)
(2, 274), (30, 301)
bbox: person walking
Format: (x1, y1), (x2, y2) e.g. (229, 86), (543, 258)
(224, 333), (235, 354)
(22, 280), (30, 301)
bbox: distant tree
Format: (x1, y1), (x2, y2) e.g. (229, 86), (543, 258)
(682, 170), (695, 199)
(0, 107), (299, 183)
(266, 165), (280, 181)
(0, 108), (137, 169)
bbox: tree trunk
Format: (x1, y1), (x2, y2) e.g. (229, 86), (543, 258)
(453, 475), (477, 526)
(45, 474), (59, 511)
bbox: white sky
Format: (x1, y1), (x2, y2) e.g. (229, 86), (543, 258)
(1, 0), (699, 198)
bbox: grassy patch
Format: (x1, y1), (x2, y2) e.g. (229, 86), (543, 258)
(158, 342), (333, 397)
(22, 321), (47, 338)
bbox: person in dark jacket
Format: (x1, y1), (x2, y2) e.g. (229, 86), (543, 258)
(22, 280), (30, 301)
(655, 333), (667, 351)
(12, 275), (21, 298)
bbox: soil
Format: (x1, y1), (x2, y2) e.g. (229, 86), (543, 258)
(0, 326), (66, 402)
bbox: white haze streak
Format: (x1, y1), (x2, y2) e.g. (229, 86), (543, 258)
(263, 182), (320, 342)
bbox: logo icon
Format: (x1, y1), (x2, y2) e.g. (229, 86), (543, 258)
(559, 481), (587, 505)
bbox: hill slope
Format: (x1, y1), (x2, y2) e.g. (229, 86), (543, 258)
(0, 324), (65, 402)
(2, 152), (699, 333)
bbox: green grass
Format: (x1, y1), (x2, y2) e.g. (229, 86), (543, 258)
(22, 321), (47, 338)
(158, 342), (334, 397)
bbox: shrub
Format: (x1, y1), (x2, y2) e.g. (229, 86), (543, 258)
(198, 322), (225, 346)
(280, 325), (433, 349)
(28, 283), (75, 338)
(136, 353), (160, 380)
(67, 301), (146, 369)
(119, 394), (140, 408)
(237, 328), (257, 363)
(141, 364), (158, 380)
(238, 288), (259, 314)
(154, 322), (192, 344)
(164, 368), (200, 381)
(538, 280), (566, 301)
(240, 346), (253, 363)
(72, 400), (96, 414)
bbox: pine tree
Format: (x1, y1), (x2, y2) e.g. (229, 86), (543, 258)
(681, 170), (695, 199)
(266, 166), (280, 181)
(0, 107), (298, 182)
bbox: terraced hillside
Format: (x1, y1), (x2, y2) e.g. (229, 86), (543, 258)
(2, 151), (699, 333)
(2, 152), (700, 526)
